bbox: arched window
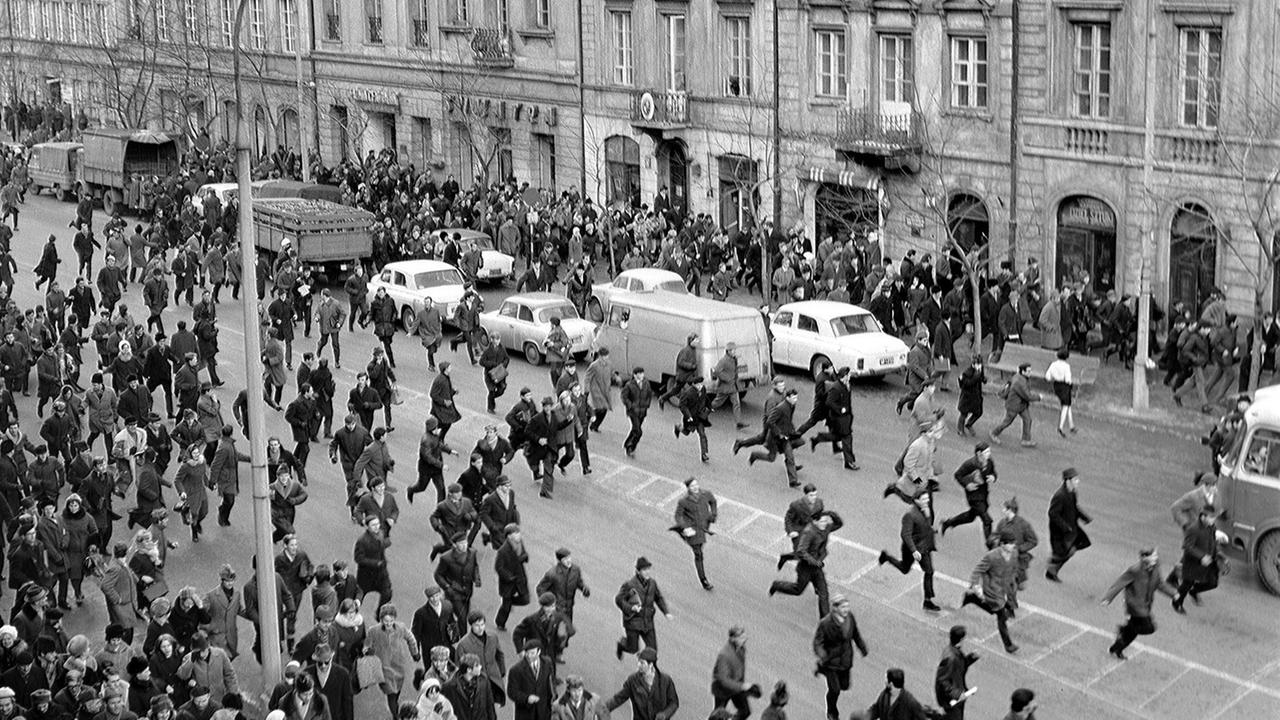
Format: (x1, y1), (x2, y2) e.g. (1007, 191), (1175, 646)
(1056, 195), (1116, 294)
(1169, 202), (1219, 311)
(947, 193), (989, 278)
(280, 108), (299, 152)
(253, 106), (268, 158)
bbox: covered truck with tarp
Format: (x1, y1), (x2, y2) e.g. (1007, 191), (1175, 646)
(253, 198), (374, 280)
(77, 127), (182, 215)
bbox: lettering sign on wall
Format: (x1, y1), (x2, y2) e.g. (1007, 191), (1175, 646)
(445, 95), (558, 128)
(1058, 196), (1116, 231)
(349, 88), (400, 106)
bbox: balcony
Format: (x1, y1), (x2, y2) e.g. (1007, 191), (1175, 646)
(629, 90), (690, 131)
(470, 28), (513, 67)
(324, 13), (340, 40)
(367, 16), (384, 44)
(412, 19), (430, 47)
(834, 106), (922, 159)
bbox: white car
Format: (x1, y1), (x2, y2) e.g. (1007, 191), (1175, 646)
(478, 292), (597, 365)
(587, 267), (687, 321)
(189, 181), (268, 217)
(770, 300), (909, 378)
(367, 260), (468, 333)
(436, 228), (515, 282)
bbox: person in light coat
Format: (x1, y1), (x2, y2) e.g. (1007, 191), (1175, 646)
(584, 349), (614, 432)
(366, 604), (422, 717)
(961, 529), (1020, 654)
(203, 564), (244, 659)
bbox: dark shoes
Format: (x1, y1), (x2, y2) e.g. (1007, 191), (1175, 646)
(923, 600), (941, 612)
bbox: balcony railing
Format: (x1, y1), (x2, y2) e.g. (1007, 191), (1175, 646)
(412, 19), (430, 47)
(470, 28), (513, 66)
(367, 16), (384, 44)
(629, 90), (690, 128)
(324, 13), (340, 40)
(834, 106), (922, 156)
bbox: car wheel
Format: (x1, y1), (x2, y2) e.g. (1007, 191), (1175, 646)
(476, 328), (491, 350)
(1257, 531), (1280, 596)
(400, 307), (415, 334)
(810, 354), (831, 380)
(524, 342), (544, 365)
(55, 186), (68, 202)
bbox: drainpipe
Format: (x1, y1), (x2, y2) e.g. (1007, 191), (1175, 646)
(1007, 0), (1020, 265)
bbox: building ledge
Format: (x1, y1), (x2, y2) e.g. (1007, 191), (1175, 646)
(517, 28), (555, 42)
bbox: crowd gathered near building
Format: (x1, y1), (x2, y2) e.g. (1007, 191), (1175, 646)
(0, 136), (1249, 720)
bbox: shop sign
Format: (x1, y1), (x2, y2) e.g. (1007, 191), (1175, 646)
(446, 95), (558, 127)
(1058, 196), (1115, 231)
(349, 88), (400, 107)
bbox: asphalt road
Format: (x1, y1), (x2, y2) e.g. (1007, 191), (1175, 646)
(8, 193), (1279, 720)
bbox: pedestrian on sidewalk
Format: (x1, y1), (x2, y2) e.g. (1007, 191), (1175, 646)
(960, 528), (1020, 654)
(934, 625), (979, 720)
(613, 557), (671, 659)
(670, 477), (717, 591)
(955, 357), (986, 436)
(1172, 506), (1225, 614)
(1045, 467), (1091, 582)
(812, 594), (867, 720)
(989, 363), (1038, 448)
(1101, 547), (1176, 659)
(940, 442), (997, 541)
(1044, 348), (1077, 436)
(877, 494), (940, 612)
(770, 511), (843, 618)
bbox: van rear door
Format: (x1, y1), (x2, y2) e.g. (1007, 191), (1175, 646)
(706, 314), (771, 388)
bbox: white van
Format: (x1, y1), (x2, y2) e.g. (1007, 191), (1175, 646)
(594, 293), (772, 392)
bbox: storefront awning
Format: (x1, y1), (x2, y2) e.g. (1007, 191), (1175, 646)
(806, 166), (880, 192)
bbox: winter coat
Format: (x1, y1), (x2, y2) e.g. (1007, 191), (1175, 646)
(1048, 484), (1091, 559)
(209, 437), (248, 496)
(1038, 301), (1063, 350)
(1101, 561), (1175, 619)
(812, 611), (867, 673)
(61, 505), (98, 582)
(969, 547), (1017, 609)
(370, 294), (397, 339)
(366, 621), (420, 694)
(430, 373), (462, 425)
(494, 539), (530, 605)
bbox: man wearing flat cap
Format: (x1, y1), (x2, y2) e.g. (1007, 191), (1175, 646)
(513, 592), (571, 667)
(989, 362), (1039, 448)
(613, 557), (671, 660)
(507, 638), (554, 720)
(1101, 547), (1176, 660)
(535, 548), (589, 625)
(605, 647), (679, 720)
(434, 533), (480, 630)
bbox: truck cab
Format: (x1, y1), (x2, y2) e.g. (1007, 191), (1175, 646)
(1217, 385), (1280, 595)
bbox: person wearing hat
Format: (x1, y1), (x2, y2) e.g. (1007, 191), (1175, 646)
(584, 347), (615, 432)
(1046, 468), (1091, 582)
(367, 346), (398, 433)
(176, 630), (240, 702)
(428, 484), (478, 561)
(209, 423), (249, 527)
(85, 372), (120, 455)
(896, 327), (935, 414)
(415, 296), (444, 371)
(711, 626), (761, 718)
(657, 333), (700, 409)
(513, 591), (571, 666)
(877, 493), (941, 613)
(613, 556), (671, 660)
(524, 395), (566, 498)
(708, 342), (746, 429)
(747, 388), (805, 488)
(314, 288), (347, 367)
(125, 654), (158, 714)
(1171, 471), (1219, 531)
(671, 478), (717, 590)
(940, 443), (998, 541)
(442, 652), (499, 719)
(195, 381), (225, 464)
(507, 638), (555, 720)
(553, 356), (580, 398)
(604, 646), (677, 720)
(329, 412), (373, 512)
(993, 498), (1038, 590)
(433, 532), (479, 630)
(1002, 688), (1037, 720)
(407, 416), (452, 506)
(619, 367), (653, 458)
(452, 611), (506, 707)
(989, 362), (1039, 448)
(144, 411), (174, 476)
(0, 686), (20, 719)
(478, 330), (511, 413)
(544, 316), (571, 387)
(346, 371), (381, 433)
(472, 424), (515, 488)
(308, 642), (355, 720)
(1101, 547), (1177, 659)
(354, 516), (394, 612)
(351, 426), (394, 509)
(771, 510), (844, 618)
(535, 548), (589, 626)
(672, 375), (711, 462)
(1172, 504), (1225, 613)
(961, 529), (1020, 654)
(808, 367), (859, 471)
(203, 564), (242, 658)
(494, 524), (531, 631)
(905, 373), (945, 441)
(354, 474), (398, 540)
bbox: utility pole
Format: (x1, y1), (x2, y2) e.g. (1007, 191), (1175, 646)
(1134, 0), (1157, 409)
(295, 0), (310, 182)
(232, 0), (283, 688)
(767, 0), (781, 308)
(1007, 0), (1020, 265)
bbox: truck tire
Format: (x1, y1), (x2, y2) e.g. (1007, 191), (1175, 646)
(102, 190), (119, 216)
(55, 185), (69, 202)
(1257, 531), (1280, 595)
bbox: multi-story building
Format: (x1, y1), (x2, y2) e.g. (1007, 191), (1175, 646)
(581, 0), (1280, 316)
(310, 0), (583, 190)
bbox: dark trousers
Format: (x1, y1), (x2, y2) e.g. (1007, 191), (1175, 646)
(770, 563), (829, 617)
(991, 409), (1031, 441)
(624, 412), (645, 453)
(407, 471), (445, 505)
(713, 693), (751, 720)
(317, 331), (341, 365)
(962, 594), (1014, 648)
(590, 408), (607, 431)
(943, 501), (992, 539)
(574, 432), (591, 471)
(820, 668), (850, 719)
(689, 543), (708, 584)
(617, 626), (657, 655)
(1111, 614), (1155, 653)
(813, 429), (856, 465)
(147, 378), (174, 417)
(956, 408), (983, 430)
(218, 492), (236, 524)
(884, 544), (935, 600)
(495, 595), (518, 628)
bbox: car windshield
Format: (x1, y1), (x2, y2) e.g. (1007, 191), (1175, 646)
(537, 304), (580, 322)
(413, 269), (464, 288)
(830, 313), (882, 336)
(654, 279), (688, 293)
(470, 235), (494, 251)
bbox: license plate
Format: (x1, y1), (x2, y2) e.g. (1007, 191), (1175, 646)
(879, 357), (894, 366)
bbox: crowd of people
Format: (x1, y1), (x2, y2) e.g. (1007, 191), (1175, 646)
(0, 134), (1245, 720)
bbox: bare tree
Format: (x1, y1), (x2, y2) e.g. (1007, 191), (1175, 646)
(57, 2), (162, 128)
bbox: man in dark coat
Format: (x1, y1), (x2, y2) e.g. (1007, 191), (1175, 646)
(1172, 506), (1223, 613)
(940, 442), (997, 541)
(434, 534), (481, 630)
(770, 511), (843, 618)
(670, 478), (717, 590)
(443, 653), (499, 720)
(512, 593), (570, 666)
(865, 668), (931, 720)
(810, 367), (858, 470)
(605, 647), (679, 720)
(711, 626), (760, 719)
(411, 585), (455, 658)
(506, 640), (554, 720)
(613, 557), (670, 659)
(353, 515), (392, 611)
(813, 594), (867, 720)
(306, 643), (354, 720)
(672, 376), (711, 462)
(934, 626), (978, 720)
(493, 525), (530, 631)
(620, 368), (652, 458)
(658, 333), (700, 408)
(878, 494), (940, 612)
(1101, 547), (1176, 659)
(534, 549), (589, 624)
(1045, 467), (1090, 582)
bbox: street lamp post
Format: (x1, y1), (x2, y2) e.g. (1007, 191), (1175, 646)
(231, 0), (283, 689)
(294, 0), (310, 182)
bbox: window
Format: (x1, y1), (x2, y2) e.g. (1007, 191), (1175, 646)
(155, 0), (169, 41)
(1073, 23), (1111, 118)
(498, 0), (509, 32)
(40, 2), (51, 40)
(1180, 27), (1221, 128)
(1244, 429), (1280, 478)
(724, 16), (751, 97)
(610, 10), (633, 86)
(534, 133), (556, 188)
(324, 0), (340, 40)
(814, 29), (847, 98)
(518, 306), (534, 322)
(365, 0), (383, 43)
(664, 14), (687, 92)
(773, 311), (793, 327)
(880, 35), (914, 104)
(950, 36), (989, 109)
(499, 302), (517, 318)
(411, 0), (429, 46)
(530, 0), (549, 29)
(183, 0), (200, 39)
(281, 0), (298, 52)
(448, 0), (468, 25)
(221, 0), (234, 46)
(797, 315), (819, 333)
(412, 117), (432, 165)
(249, 0), (265, 48)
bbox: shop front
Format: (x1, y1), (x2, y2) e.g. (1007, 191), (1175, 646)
(1055, 195), (1116, 294)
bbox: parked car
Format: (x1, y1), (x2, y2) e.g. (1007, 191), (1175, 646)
(367, 260), (468, 333)
(769, 300), (909, 378)
(478, 292), (597, 365)
(27, 141), (82, 201)
(435, 228), (515, 283)
(587, 267), (687, 321)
